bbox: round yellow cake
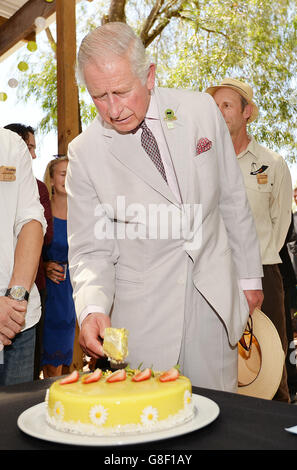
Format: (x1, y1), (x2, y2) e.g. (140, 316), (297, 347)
(45, 371), (194, 436)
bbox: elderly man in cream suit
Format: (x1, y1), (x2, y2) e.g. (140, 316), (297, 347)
(66, 22), (263, 392)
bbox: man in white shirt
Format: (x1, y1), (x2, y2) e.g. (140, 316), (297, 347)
(0, 128), (46, 386)
(206, 78), (292, 401)
(66, 23), (263, 392)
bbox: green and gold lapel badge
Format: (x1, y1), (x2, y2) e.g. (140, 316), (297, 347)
(164, 108), (177, 128)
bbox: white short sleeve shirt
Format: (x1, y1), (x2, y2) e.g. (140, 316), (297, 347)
(0, 128), (47, 332)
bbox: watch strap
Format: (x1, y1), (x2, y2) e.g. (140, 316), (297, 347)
(5, 287), (29, 301)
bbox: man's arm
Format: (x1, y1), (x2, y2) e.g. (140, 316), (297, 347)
(208, 95), (264, 314)
(270, 157), (292, 253)
(9, 219), (43, 291)
(37, 180), (53, 246)
(0, 136), (46, 348)
(0, 220), (43, 346)
(66, 141), (119, 356)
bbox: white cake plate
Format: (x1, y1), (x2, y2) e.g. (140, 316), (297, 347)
(17, 393), (219, 447)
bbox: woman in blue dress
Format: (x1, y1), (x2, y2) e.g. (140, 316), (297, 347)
(41, 157), (76, 377)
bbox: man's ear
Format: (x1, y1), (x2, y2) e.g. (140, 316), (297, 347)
(146, 63), (156, 91)
(243, 103), (253, 121)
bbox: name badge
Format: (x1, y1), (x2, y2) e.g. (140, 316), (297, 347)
(0, 166), (16, 181)
(256, 173), (268, 184)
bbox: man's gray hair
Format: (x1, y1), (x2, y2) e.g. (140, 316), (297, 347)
(77, 22), (151, 85)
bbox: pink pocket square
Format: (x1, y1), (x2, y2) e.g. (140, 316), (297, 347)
(196, 137), (212, 155)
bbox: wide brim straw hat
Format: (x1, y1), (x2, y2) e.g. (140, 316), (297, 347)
(237, 308), (284, 400)
(205, 78), (259, 123)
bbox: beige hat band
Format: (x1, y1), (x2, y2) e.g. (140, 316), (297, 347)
(221, 83), (250, 99)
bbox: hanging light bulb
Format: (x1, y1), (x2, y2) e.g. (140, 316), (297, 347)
(27, 41), (38, 52)
(17, 61), (29, 72)
(8, 78), (18, 88)
(34, 16), (46, 30)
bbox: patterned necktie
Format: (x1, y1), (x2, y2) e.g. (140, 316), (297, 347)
(140, 120), (167, 183)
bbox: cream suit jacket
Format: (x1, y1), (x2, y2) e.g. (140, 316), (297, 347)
(66, 87), (263, 370)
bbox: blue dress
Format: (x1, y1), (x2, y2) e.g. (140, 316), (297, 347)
(41, 217), (76, 367)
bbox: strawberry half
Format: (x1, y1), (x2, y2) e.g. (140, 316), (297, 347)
(106, 368), (126, 383)
(82, 368), (102, 384)
(60, 370), (79, 385)
(132, 368), (152, 382)
(159, 367), (179, 382)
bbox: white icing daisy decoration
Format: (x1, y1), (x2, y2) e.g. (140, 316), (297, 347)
(140, 406), (159, 426)
(53, 401), (64, 420)
(89, 404), (108, 426)
(184, 390), (192, 407)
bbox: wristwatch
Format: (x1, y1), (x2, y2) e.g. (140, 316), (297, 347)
(5, 286), (29, 301)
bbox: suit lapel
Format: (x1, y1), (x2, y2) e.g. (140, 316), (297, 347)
(154, 88), (190, 205)
(103, 122), (180, 206)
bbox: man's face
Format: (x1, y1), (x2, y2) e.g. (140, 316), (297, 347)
(213, 88), (251, 137)
(26, 132), (37, 159)
(84, 55), (155, 133)
(294, 189), (297, 205)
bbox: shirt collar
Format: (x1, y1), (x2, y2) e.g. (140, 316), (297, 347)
(237, 135), (259, 160)
(146, 90), (159, 121)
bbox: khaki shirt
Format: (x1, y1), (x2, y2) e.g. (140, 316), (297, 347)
(237, 137), (292, 265)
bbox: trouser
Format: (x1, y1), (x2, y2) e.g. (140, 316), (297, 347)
(261, 264), (290, 403)
(34, 288), (46, 380)
(179, 257), (238, 392)
(283, 284), (297, 394)
(0, 326), (36, 386)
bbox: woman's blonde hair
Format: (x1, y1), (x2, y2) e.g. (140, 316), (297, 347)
(44, 156), (68, 200)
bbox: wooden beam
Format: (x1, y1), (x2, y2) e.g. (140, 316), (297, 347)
(56, 0), (80, 154)
(0, 0), (56, 57)
(22, 31), (36, 43)
(0, 16), (7, 26)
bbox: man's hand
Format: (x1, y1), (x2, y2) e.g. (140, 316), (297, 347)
(0, 296), (27, 346)
(243, 289), (264, 316)
(79, 312), (111, 359)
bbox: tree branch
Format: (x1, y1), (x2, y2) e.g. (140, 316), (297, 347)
(45, 26), (56, 56)
(199, 25), (229, 39)
(140, 0), (164, 43)
(106, 0), (127, 23)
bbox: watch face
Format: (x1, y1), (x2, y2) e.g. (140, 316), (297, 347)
(10, 286), (26, 300)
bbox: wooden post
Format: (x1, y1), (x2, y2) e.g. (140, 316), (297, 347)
(56, 0), (84, 372)
(56, 0), (80, 155)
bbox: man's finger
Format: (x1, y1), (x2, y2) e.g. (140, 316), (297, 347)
(0, 333), (11, 347)
(10, 310), (26, 326)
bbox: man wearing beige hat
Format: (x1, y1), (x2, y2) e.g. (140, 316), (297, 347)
(206, 78), (292, 402)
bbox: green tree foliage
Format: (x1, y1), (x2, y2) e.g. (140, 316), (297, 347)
(17, 0), (297, 161)
(150, 0), (297, 161)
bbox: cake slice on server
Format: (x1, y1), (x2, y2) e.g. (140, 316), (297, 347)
(102, 327), (129, 365)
